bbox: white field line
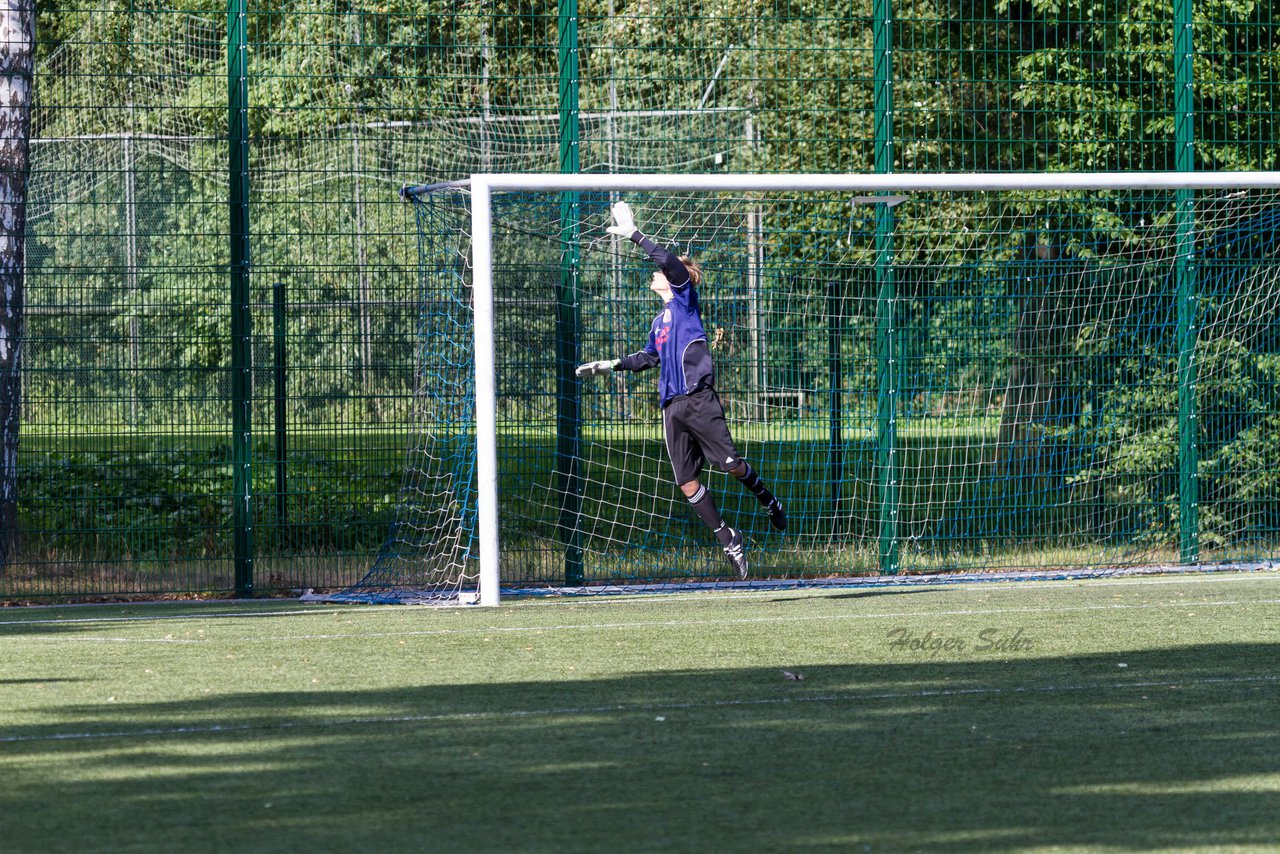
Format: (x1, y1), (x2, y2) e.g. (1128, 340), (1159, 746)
(10, 597), (1279, 644)
(2, 673), (1275, 746)
(2, 571), (1277, 629)
(11, 636), (209, 644)
(497, 570), (1280, 607)
(944, 571), (1280, 592)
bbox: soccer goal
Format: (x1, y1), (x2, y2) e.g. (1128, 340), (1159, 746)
(337, 172), (1280, 605)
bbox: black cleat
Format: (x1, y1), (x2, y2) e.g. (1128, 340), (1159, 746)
(723, 527), (749, 580)
(766, 499), (787, 532)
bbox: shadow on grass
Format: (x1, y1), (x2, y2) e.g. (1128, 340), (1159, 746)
(3, 639), (1278, 851)
(784, 587), (944, 601)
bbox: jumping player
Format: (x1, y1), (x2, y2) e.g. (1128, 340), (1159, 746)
(576, 201), (786, 579)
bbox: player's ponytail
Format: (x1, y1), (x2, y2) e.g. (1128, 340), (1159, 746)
(679, 256), (702, 287)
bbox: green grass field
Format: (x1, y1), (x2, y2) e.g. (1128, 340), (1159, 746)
(3, 572), (1278, 852)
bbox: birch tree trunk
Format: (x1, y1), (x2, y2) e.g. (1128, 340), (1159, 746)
(0, 2), (33, 571)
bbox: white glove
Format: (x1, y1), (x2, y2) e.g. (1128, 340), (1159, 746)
(575, 359), (618, 378)
(606, 201), (637, 238)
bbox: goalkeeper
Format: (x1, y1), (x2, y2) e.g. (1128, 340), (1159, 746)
(577, 201), (786, 580)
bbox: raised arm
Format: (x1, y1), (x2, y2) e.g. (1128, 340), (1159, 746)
(607, 201), (690, 288)
(634, 234), (690, 288)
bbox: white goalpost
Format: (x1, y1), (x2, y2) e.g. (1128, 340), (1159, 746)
(340, 171), (1280, 606)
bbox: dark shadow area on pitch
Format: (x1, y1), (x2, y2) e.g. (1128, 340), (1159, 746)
(0, 603), (320, 638)
(3, 642), (1278, 852)
(766, 587), (942, 603)
(814, 587), (942, 601)
(0, 678), (90, 684)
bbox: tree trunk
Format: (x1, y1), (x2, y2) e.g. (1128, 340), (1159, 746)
(0, 2), (33, 571)
(996, 361), (1056, 474)
(995, 242), (1067, 476)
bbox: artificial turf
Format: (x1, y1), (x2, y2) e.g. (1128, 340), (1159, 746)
(2, 571), (1278, 852)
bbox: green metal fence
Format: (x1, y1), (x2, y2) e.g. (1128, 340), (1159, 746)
(5, 0), (1277, 597)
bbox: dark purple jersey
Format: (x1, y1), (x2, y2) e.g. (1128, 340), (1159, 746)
(615, 232), (715, 408)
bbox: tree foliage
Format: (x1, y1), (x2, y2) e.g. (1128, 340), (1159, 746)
(19, 0), (1280, 561)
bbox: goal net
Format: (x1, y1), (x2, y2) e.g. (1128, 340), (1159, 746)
(336, 173), (1280, 604)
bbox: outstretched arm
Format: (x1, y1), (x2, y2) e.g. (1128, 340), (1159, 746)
(616, 342), (659, 373)
(608, 201), (690, 288)
(577, 348), (656, 378)
(577, 331), (658, 378)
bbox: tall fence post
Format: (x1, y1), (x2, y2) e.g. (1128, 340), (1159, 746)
(273, 281), (288, 535)
(227, 0), (254, 595)
(828, 270), (844, 530)
(874, 0), (899, 573)
(1174, 0), (1198, 564)
(556, 0), (584, 585)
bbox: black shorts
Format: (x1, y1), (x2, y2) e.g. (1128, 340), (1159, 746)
(662, 388), (743, 486)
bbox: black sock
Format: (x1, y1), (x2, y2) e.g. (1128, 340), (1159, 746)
(688, 484), (734, 546)
(735, 463), (776, 508)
